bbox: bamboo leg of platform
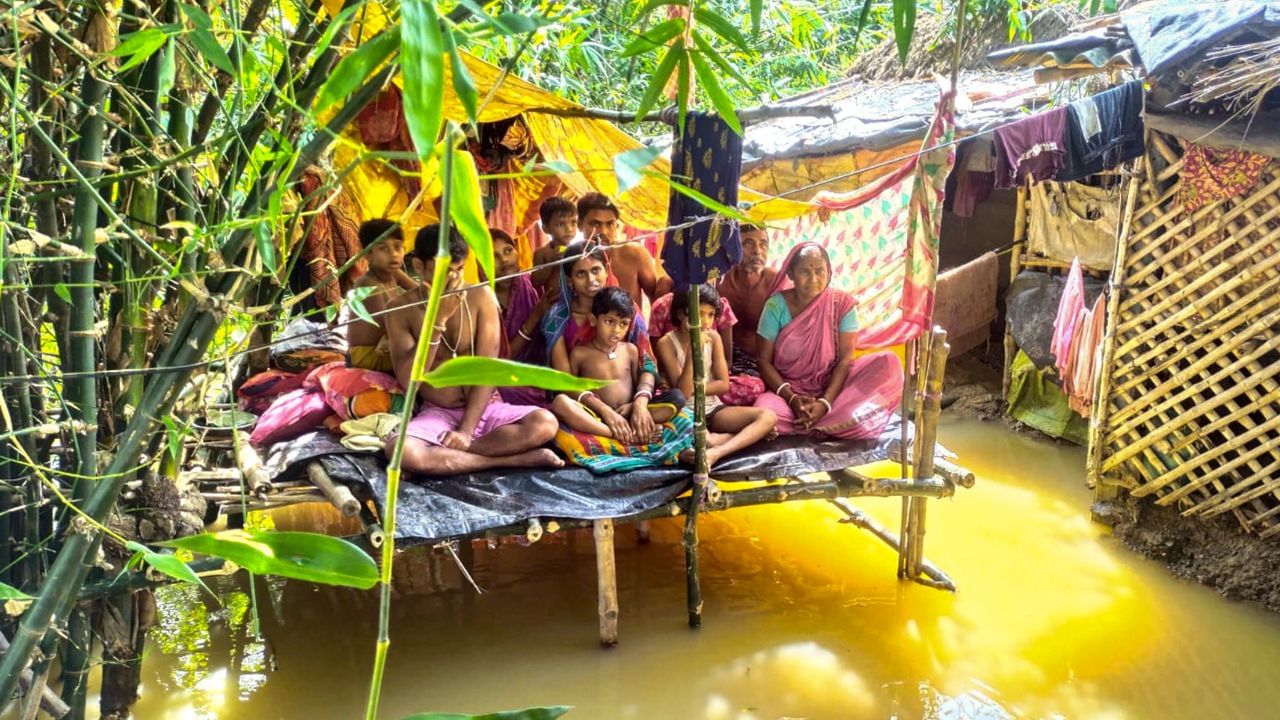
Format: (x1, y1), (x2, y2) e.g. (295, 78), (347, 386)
(306, 462), (361, 517)
(683, 285), (710, 629)
(908, 328), (949, 580)
(830, 499), (956, 592)
(897, 338), (916, 578)
(593, 518), (618, 647)
(236, 444), (273, 497)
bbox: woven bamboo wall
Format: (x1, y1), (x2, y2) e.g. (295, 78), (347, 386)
(1090, 130), (1280, 537)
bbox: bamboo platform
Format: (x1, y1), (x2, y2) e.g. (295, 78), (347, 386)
(1089, 130), (1280, 537)
(190, 328), (972, 645)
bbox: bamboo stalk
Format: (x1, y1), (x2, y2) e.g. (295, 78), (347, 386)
(683, 285), (709, 629)
(827, 498), (956, 591)
(236, 444), (273, 497)
(306, 462), (361, 517)
(359, 504), (385, 549)
(594, 519), (619, 647)
(525, 517), (544, 543)
(0, 632), (69, 718)
(58, 606), (91, 719)
(1003, 185), (1028, 401)
(909, 328), (948, 579)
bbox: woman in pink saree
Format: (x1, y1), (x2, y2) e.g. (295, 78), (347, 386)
(753, 243), (904, 439)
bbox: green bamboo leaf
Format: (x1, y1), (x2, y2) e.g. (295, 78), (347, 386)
(254, 220), (277, 273)
(53, 283), (71, 304)
(892, 0), (917, 65)
(750, 0), (762, 36)
(692, 31), (749, 88)
(689, 49), (742, 135)
(126, 541), (212, 594)
(692, 7), (749, 53)
(159, 530), (379, 589)
(402, 707), (571, 720)
(619, 18), (685, 58)
(455, 0), (552, 36)
(177, 3), (213, 29)
(347, 286), (379, 326)
(675, 49), (689, 136)
(634, 43), (682, 122)
(188, 27), (235, 75)
(110, 27), (171, 72)
(401, 0), (447, 159)
(613, 147), (661, 194)
(644, 169), (752, 223)
(635, 0), (688, 20)
(853, 0), (874, 45)
(422, 357), (607, 392)
(314, 26), (401, 112)
(313, 1), (367, 59)
(0, 582), (31, 600)
(448, 146), (495, 284)
(443, 28), (478, 126)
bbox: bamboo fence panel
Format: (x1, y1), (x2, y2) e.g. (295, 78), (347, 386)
(1092, 130), (1280, 536)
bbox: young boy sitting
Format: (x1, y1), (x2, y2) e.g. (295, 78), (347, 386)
(346, 219), (417, 372)
(656, 285), (777, 467)
(530, 196), (578, 292)
(551, 287), (684, 445)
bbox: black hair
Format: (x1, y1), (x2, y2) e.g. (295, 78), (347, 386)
(576, 192), (620, 223)
(412, 224), (468, 264)
(669, 285), (722, 327)
(561, 240), (609, 278)
(489, 228), (515, 247)
(358, 219), (402, 249)
(591, 286), (634, 318)
(539, 196), (576, 227)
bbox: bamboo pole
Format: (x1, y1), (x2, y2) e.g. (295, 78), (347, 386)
(525, 517), (544, 544)
(58, 606), (91, 719)
(1003, 185), (1028, 400)
(828, 499), (956, 592)
(0, 632), (69, 718)
(306, 462), (361, 517)
(359, 504), (385, 549)
(593, 519), (619, 647)
(908, 328), (949, 580)
(236, 444), (274, 497)
(683, 284), (709, 629)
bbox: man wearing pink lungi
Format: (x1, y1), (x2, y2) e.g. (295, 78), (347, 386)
(753, 242), (905, 439)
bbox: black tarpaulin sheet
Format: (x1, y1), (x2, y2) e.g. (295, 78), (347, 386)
(1124, 1), (1280, 76)
(1006, 270), (1106, 370)
(263, 419), (915, 546)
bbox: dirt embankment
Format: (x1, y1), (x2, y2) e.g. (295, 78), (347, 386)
(1099, 496), (1280, 613)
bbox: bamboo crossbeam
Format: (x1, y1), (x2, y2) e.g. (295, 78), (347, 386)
(525, 518), (544, 543)
(306, 462), (361, 518)
(827, 499), (956, 592)
(235, 444), (273, 497)
(358, 504), (385, 549)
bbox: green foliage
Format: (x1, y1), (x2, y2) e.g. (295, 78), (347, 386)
(401, 0), (448, 158)
(402, 708), (572, 720)
(444, 28), (480, 126)
(613, 146), (662, 194)
(0, 582), (32, 601)
(124, 541), (212, 597)
(446, 141), (495, 283)
(314, 27), (402, 112)
(160, 531), (379, 590)
(892, 0), (917, 64)
(422, 357), (608, 392)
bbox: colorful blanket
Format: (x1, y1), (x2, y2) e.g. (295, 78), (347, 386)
(554, 407), (695, 474)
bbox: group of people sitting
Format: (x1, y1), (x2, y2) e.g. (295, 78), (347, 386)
(342, 193), (905, 476)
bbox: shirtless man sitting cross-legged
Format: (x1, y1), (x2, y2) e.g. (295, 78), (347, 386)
(383, 224), (563, 475)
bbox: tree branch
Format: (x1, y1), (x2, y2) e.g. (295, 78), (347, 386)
(528, 102), (837, 125)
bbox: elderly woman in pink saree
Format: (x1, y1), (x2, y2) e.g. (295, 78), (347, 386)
(753, 243), (904, 439)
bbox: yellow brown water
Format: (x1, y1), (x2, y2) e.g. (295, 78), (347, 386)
(122, 417), (1280, 719)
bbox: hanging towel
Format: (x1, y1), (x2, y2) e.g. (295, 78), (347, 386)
(952, 136), (996, 218)
(1179, 142), (1272, 210)
(661, 111), (744, 287)
(932, 252), (999, 357)
(1051, 258), (1085, 376)
(994, 107), (1068, 188)
(1060, 80), (1145, 182)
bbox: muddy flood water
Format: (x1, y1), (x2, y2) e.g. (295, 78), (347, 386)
(115, 416), (1280, 719)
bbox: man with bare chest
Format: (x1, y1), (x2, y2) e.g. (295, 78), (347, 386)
(383, 225), (561, 475)
(578, 193), (656, 308)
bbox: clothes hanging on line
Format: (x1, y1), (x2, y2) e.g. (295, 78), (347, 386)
(1027, 181), (1121, 270)
(1059, 80), (1145, 182)
(994, 106), (1068, 189)
(1179, 141), (1273, 211)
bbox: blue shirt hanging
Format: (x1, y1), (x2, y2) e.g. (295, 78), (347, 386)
(661, 111), (744, 288)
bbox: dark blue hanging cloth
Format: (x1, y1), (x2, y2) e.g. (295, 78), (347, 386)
(661, 111), (743, 288)
(1059, 79), (1145, 182)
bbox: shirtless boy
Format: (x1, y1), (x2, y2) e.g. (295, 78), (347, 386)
(383, 224), (562, 475)
(550, 287), (683, 444)
(655, 285), (777, 467)
(530, 196), (577, 292)
(577, 193), (656, 307)
(346, 219), (416, 372)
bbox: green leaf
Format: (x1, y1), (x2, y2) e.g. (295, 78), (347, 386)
(162, 414), (185, 463)
(0, 582), (31, 600)
(443, 28), (478, 127)
(110, 27), (171, 73)
(401, 707), (571, 720)
(634, 43), (683, 122)
(689, 49), (742, 135)
(401, 0), (447, 159)
(189, 27), (235, 75)
(314, 26), (400, 112)
(613, 147), (661, 195)
(127, 541), (213, 595)
(892, 0), (917, 65)
(422, 357), (607, 392)
(325, 303), (339, 322)
(693, 7), (749, 53)
(619, 18), (685, 58)
(853, 0), (874, 45)
(347, 286), (378, 326)
(448, 146), (495, 284)
(159, 530), (379, 589)
(491, 12), (549, 35)
(177, 3), (213, 30)
(313, 1), (367, 60)
(645, 169), (752, 223)
(692, 31), (749, 88)
(635, 0), (687, 20)
(675, 49), (690, 136)
(53, 282), (71, 304)
(750, 0), (762, 37)
(254, 220), (277, 273)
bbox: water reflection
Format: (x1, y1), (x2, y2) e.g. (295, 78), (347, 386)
(129, 418), (1280, 719)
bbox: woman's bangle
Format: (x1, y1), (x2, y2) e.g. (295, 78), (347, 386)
(776, 382), (791, 398)
(576, 390), (595, 404)
(817, 398), (832, 414)
(633, 389), (653, 400)
(517, 327), (534, 341)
